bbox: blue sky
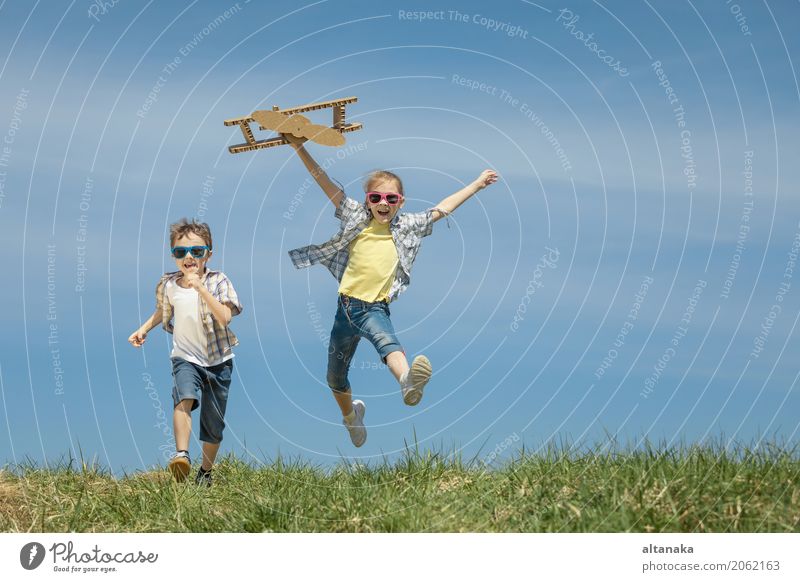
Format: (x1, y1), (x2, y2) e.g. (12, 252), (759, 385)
(0, 0), (798, 473)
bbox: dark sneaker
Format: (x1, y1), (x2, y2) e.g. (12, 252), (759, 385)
(194, 468), (212, 488)
(168, 451), (191, 482)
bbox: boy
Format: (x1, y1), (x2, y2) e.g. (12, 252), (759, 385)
(128, 219), (242, 485)
(285, 133), (497, 447)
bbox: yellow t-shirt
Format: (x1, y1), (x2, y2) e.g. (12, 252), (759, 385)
(338, 219), (399, 302)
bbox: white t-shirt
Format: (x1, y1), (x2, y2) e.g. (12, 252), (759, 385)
(166, 280), (232, 367)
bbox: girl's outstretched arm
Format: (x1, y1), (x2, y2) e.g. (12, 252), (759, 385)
(284, 133), (344, 208)
(431, 169), (498, 222)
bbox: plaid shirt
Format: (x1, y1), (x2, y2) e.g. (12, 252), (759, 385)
(155, 269), (242, 365)
(289, 196), (435, 302)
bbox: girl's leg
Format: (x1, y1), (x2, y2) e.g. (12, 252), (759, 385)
(327, 298), (361, 416)
(385, 350), (410, 382)
(359, 304), (431, 406)
(329, 299), (367, 446)
(332, 390), (354, 417)
(356, 303), (406, 384)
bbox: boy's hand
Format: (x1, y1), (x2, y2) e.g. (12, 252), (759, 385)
(128, 328), (147, 348)
(183, 272), (203, 290)
(473, 169), (499, 191)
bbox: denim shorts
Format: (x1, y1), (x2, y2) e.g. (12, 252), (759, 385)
(327, 294), (403, 393)
(171, 357), (233, 444)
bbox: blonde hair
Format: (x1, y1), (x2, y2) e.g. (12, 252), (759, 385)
(363, 170), (404, 195)
(169, 218), (213, 249)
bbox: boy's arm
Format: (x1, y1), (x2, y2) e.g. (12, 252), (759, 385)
(431, 169), (498, 222)
(284, 134), (344, 208)
(183, 273), (233, 327)
(128, 308), (162, 347)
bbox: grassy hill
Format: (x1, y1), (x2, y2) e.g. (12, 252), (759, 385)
(1, 444), (798, 532)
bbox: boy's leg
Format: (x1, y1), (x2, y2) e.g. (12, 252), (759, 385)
(197, 359), (233, 472)
(173, 399), (194, 451)
(170, 358), (202, 481)
(201, 442), (220, 471)
(171, 358), (202, 450)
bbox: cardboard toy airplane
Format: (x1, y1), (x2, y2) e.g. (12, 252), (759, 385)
(225, 96), (362, 154)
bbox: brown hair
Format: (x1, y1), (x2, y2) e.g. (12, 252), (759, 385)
(363, 170), (404, 195)
(169, 218), (213, 249)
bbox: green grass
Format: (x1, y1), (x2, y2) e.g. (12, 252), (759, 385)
(2, 443), (798, 532)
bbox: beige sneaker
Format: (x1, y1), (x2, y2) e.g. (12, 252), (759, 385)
(168, 451), (191, 482)
(402, 355), (432, 406)
(343, 400), (367, 447)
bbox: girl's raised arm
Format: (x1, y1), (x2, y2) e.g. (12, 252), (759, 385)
(285, 134), (344, 208)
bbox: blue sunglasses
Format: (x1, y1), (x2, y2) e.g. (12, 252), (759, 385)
(171, 246), (209, 259)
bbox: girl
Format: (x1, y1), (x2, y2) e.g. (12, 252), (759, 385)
(285, 133), (497, 446)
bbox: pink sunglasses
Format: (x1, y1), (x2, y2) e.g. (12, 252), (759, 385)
(366, 191), (403, 205)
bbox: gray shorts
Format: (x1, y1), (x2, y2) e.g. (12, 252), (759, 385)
(171, 357), (233, 444)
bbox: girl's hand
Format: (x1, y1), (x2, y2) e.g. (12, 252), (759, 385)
(282, 132), (307, 148)
(128, 328), (147, 347)
(474, 169), (498, 190)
